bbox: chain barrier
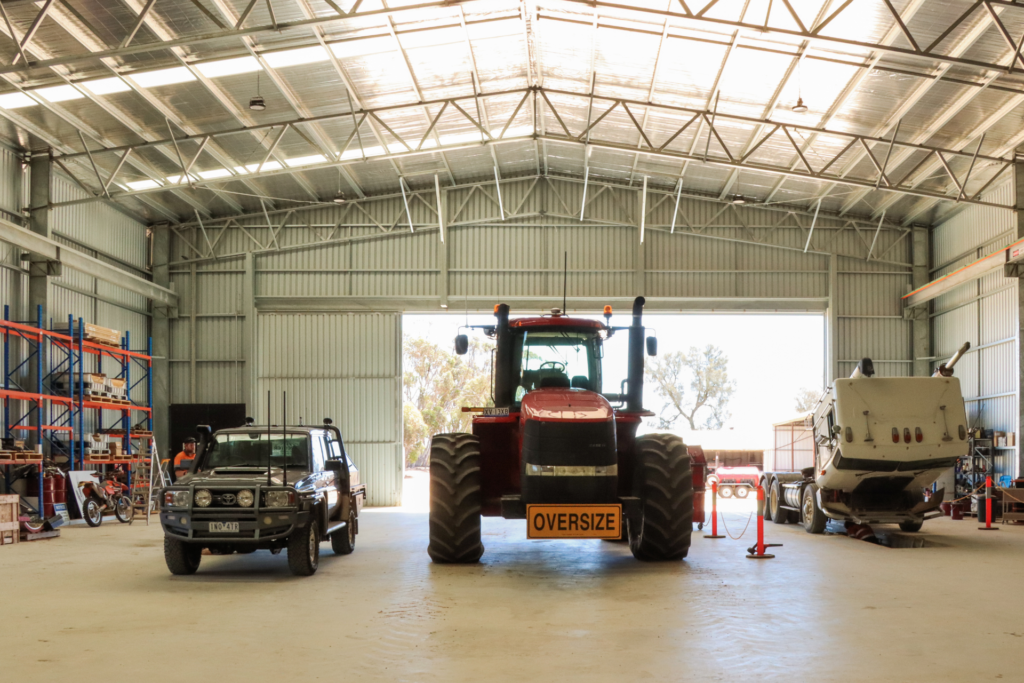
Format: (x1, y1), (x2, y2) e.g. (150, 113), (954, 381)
(718, 510), (753, 540)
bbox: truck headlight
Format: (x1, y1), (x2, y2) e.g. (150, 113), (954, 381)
(265, 490), (295, 507)
(164, 490), (190, 507)
(194, 489), (212, 507)
(237, 489), (254, 507)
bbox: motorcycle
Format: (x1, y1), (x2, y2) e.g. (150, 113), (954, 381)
(78, 470), (133, 526)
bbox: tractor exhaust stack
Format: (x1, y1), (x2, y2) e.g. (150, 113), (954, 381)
(627, 296), (646, 412)
(493, 303), (514, 408)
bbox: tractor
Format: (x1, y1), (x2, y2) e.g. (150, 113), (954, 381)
(427, 296), (704, 563)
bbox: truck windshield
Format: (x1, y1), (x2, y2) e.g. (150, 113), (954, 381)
(200, 432), (310, 470)
(514, 330), (600, 401)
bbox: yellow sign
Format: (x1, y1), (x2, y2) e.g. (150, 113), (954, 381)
(526, 504), (622, 539)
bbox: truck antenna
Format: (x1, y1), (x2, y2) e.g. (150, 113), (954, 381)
(562, 251), (567, 313)
(282, 391), (288, 488)
(266, 390), (272, 487)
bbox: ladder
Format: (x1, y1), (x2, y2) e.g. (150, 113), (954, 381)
(129, 439), (167, 525)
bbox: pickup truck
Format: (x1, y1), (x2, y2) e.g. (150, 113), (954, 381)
(159, 419), (366, 576)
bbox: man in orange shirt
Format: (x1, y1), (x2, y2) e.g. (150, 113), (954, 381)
(173, 438), (197, 482)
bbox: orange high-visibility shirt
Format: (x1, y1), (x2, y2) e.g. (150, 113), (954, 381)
(173, 451), (195, 474)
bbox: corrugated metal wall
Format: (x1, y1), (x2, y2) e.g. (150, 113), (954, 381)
(932, 181), (1018, 478)
(170, 177), (919, 505)
(0, 162), (151, 440)
(255, 313), (402, 507)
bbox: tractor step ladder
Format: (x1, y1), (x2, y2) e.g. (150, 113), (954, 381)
(129, 441), (166, 526)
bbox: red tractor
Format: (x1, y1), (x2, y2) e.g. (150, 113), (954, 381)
(428, 297), (702, 563)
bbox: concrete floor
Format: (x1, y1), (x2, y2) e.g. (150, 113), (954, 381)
(2, 477), (1021, 682)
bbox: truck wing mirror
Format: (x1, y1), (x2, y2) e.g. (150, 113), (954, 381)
(646, 336), (657, 356)
(454, 334), (469, 355)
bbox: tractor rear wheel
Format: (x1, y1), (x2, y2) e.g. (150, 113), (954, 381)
(628, 434), (693, 561)
(428, 433), (484, 564)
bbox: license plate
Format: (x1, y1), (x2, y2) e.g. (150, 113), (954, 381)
(209, 522), (239, 533)
(526, 504), (622, 539)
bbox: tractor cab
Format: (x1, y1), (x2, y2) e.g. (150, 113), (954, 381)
(509, 315), (607, 400)
(428, 297), (700, 565)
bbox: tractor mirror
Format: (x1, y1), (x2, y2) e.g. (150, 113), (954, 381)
(454, 334), (469, 355)
(646, 336), (657, 356)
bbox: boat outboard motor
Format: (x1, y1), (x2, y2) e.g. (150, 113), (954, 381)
(850, 358), (875, 379)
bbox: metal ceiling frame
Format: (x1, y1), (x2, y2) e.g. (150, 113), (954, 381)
(164, 174), (912, 274)
(42, 86), (1015, 216)
(5, 0), (1024, 92)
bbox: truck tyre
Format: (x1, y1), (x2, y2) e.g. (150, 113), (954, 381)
(762, 480), (773, 521)
(428, 433), (483, 564)
(769, 479), (789, 524)
(899, 519), (923, 532)
(628, 434), (693, 561)
(288, 519), (320, 576)
(164, 537), (202, 575)
(802, 484), (827, 534)
(332, 509), (357, 555)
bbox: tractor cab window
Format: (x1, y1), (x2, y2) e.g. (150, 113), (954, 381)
(513, 330), (600, 402)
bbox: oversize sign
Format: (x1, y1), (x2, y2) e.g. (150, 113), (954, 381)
(526, 504), (622, 539)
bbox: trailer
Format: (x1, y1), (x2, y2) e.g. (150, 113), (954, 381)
(761, 344), (971, 533)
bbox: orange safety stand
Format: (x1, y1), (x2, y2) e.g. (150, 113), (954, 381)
(746, 483), (778, 559)
(978, 475), (999, 531)
(704, 480), (725, 539)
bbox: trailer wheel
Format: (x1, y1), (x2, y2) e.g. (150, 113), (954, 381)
(734, 485), (749, 499)
(802, 484), (827, 534)
(718, 485), (733, 499)
(899, 519), (923, 533)
(628, 434), (693, 561)
(769, 479), (789, 524)
(428, 433), (484, 564)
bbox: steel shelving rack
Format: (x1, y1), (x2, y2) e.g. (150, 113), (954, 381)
(0, 305), (152, 513)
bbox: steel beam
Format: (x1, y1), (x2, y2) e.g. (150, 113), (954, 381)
(0, 215), (176, 306)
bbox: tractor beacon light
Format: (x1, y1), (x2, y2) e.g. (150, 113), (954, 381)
(916, 427), (923, 442)
(904, 428), (911, 444)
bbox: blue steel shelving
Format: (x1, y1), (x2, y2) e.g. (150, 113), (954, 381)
(0, 305), (153, 512)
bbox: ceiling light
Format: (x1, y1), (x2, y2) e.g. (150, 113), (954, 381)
(249, 95), (266, 111)
(333, 190), (346, 204)
(732, 196), (747, 205)
(792, 97), (808, 113)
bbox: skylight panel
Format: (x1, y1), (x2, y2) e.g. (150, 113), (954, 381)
(0, 92), (36, 109)
(126, 180), (161, 190)
(196, 56), (261, 78)
(82, 77), (131, 95)
(198, 168), (233, 180)
(264, 46), (330, 68)
(130, 67), (196, 88)
(286, 155), (327, 167)
(36, 85), (85, 103)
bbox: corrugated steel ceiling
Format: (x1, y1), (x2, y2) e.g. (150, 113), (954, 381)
(0, 0), (1020, 225)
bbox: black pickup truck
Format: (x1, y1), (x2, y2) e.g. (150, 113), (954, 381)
(159, 419), (366, 576)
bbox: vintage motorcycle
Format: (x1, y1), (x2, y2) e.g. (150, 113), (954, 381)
(78, 470), (133, 526)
